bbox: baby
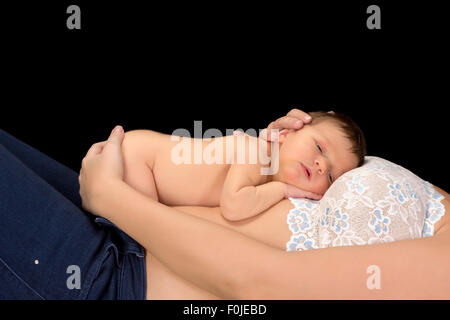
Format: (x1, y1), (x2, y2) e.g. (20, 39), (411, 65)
(121, 111), (367, 221)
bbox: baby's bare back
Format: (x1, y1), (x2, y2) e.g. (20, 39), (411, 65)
(122, 129), (240, 206)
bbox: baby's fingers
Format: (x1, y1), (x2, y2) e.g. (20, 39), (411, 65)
(302, 191), (323, 201)
(284, 183), (322, 200)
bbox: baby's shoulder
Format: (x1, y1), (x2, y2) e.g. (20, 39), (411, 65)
(123, 129), (170, 162)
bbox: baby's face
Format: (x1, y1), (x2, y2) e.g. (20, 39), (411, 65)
(273, 120), (358, 195)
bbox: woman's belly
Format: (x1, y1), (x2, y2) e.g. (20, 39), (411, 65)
(143, 200), (295, 299)
(145, 252), (222, 300)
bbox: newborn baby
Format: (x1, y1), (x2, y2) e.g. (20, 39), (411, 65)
(121, 111), (366, 221)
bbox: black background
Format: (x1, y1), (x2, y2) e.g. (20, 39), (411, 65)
(2, 0), (449, 193)
(1, 1), (450, 312)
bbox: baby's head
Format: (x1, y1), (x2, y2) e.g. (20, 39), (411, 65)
(272, 111), (367, 195)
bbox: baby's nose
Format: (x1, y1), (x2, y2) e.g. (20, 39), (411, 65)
(314, 158), (329, 175)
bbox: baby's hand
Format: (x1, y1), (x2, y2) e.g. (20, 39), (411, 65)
(284, 183), (323, 200)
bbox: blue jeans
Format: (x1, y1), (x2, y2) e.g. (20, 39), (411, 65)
(0, 129), (146, 299)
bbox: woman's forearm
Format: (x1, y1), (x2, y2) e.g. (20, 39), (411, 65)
(98, 180), (279, 299)
(96, 180), (450, 299)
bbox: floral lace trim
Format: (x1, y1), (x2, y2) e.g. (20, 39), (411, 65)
(286, 182), (446, 251)
(286, 198), (320, 251)
(422, 181), (446, 237)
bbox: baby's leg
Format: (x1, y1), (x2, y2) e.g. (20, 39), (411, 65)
(122, 130), (159, 201)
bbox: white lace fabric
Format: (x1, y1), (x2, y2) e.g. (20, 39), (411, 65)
(286, 156), (446, 252)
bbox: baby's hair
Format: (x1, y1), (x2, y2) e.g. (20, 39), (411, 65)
(309, 111), (367, 167)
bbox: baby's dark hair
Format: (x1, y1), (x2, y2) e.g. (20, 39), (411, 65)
(309, 111), (367, 167)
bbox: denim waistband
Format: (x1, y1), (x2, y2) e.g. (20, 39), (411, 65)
(81, 217), (146, 300)
(94, 217), (145, 258)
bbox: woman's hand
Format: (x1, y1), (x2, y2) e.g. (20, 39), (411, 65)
(79, 125), (125, 215)
(259, 108), (312, 141)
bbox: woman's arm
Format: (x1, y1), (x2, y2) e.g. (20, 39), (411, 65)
(259, 229), (450, 299)
(96, 180), (276, 299)
(96, 180), (450, 299)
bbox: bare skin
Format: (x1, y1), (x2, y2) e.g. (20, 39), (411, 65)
(121, 130), (296, 299)
(79, 110), (450, 299)
(143, 189), (450, 299)
(145, 201), (294, 299)
(120, 130), (449, 299)
(121, 122), (353, 208)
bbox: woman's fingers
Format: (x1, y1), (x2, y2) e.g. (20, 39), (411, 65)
(268, 116), (304, 131)
(81, 126), (125, 173)
(106, 125), (124, 146)
(85, 141), (107, 158)
(268, 109), (312, 131)
(286, 109), (312, 124)
(260, 108), (313, 141)
(260, 124), (296, 142)
(84, 126), (124, 159)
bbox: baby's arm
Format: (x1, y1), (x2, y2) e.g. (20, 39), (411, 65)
(220, 135), (287, 221)
(220, 163), (286, 221)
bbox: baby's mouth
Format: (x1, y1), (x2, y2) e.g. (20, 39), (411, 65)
(300, 163), (311, 181)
